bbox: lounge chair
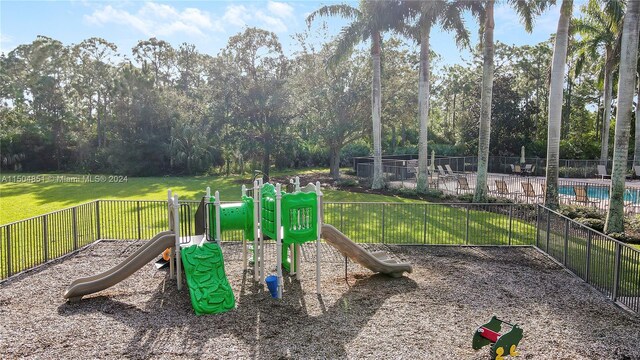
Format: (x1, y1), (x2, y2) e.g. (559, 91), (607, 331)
(456, 176), (473, 194)
(571, 185), (597, 206)
(445, 164), (459, 179)
(597, 165), (611, 180)
(495, 179), (520, 201)
(437, 165), (454, 180)
(521, 182), (543, 203)
(523, 164), (535, 176)
(513, 164), (522, 176)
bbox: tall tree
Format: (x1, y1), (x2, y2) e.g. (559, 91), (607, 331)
(307, 0), (404, 189)
(545, 0), (574, 209)
(605, 0), (640, 233)
(474, 0), (548, 202)
(402, 0), (469, 193)
(573, 0), (625, 165)
(473, 0), (496, 202)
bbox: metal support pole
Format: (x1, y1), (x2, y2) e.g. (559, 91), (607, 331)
(72, 207), (78, 250)
(168, 190), (174, 280)
(563, 218), (569, 265)
(276, 184), (283, 299)
(508, 205), (513, 245)
(42, 215), (49, 262)
(253, 181), (260, 282)
(535, 205), (540, 247)
(381, 204), (386, 244)
(586, 232), (592, 283)
(214, 191), (222, 247)
(422, 204), (428, 244)
(465, 207), (470, 244)
(316, 181), (323, 294)
(6, 226), (12, 277)
(612, 243), (621, 301)
(137, 201), (142, 240)
(546, 209), (551, 252)
(173, 194), (182, 290)
(95, 200), (101, 240)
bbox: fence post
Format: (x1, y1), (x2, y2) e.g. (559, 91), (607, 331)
(563, 218), (569, 265)
(137, 201), (142, 240)
(545, 209), (551, 252)
(465, 207), (470, 245)
(6, 226), (11, 278)
(585, 232), (592, 283)
(612, 242), (621, 301)
(42, 215), (49, 262)
(508, 205), (513, 245)
(340, 203), (344, 230)
(72, 207), (78, 250)
(381, 203), (386, 244)
(95, 200), (101, 240)
(535, 205), (540, 247)
(422, 204), (428, 244)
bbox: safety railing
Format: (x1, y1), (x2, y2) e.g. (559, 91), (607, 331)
(0, 200), (538, 281)
(536, 205), (640, 314)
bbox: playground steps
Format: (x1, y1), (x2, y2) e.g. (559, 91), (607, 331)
(181, 242), (235, 315)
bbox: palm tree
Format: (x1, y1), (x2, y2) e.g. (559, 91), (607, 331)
(307, 1), (404, 189)
(605, 0), (640, 233)
(545, 0), (574, 209)
(473, 0), (548, 202)
(401, 1), (470, 193)
(573, 0), (625, 166)
(633, 48), (640, 166)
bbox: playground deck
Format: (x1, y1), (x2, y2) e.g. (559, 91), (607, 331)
(1, 241), (639, 359)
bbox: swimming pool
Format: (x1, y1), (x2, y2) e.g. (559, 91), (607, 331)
(558, 185), (640, 202)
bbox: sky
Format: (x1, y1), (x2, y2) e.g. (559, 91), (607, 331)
(0, 1), (586, 66)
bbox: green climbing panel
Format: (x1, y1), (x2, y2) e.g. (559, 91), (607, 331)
(181, 242), (235, 315)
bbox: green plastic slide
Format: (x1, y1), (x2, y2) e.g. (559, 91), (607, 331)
(181, 242), (235, 315)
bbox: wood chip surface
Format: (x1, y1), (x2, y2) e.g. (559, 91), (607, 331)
(1, 241), (638, 359)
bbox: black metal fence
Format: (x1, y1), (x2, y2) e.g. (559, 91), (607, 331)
(537, 205), (640, 313)
(355, 155), (635, 179)
(0, 200), (538, 281)
(2, 199), (638, 315)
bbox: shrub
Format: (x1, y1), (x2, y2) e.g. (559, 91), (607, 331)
(337, 178), (358, 187)
(574, 217), (605, 232)
(558, 205), (605, 220)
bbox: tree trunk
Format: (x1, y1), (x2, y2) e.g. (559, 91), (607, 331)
(417, 23), (431, 193)
(329, 146), (341, 181)
(605, 0), (640, 233)
(371, 30), (384, 189)
(600, 59), (614, 164)
(473, 0), (495, 202)
(633, 72), (640, 166)
(545, 0), (573, 209)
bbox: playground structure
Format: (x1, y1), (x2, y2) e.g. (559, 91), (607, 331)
(472, 316), (523, 360)
(63, 176), (413, 313)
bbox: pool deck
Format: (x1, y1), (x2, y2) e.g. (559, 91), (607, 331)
(388, 173), (640, 212)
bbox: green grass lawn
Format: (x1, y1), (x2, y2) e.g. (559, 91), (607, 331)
(0, 170), (418, 225)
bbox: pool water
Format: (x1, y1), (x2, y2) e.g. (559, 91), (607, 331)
(558, 185), (640, 202)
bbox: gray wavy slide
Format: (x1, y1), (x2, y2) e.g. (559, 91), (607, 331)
(321, 224), (412, 278)
(64, 231), (175, 302)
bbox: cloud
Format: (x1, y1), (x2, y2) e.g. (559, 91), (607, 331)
(222, 3), (292, 33)
(255, 11), (288, 33)
(84, 2), (221, 37)
(267, 1), (294, 18)
(223, 5), (251, 27)
(0, 34), (13, 53)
